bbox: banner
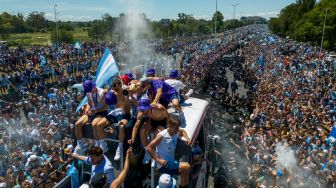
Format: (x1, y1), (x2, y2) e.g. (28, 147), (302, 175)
(75, 48), (119, 113)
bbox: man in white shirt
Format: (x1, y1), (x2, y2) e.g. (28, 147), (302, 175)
(74, 80), (108, 154)
(165, 69), (193, 103)
(147, 115), (190, 188)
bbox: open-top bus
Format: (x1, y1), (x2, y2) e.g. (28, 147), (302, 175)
(54, 96), (211, 188)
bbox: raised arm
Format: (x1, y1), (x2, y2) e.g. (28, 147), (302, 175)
(110, 148), (133, 188)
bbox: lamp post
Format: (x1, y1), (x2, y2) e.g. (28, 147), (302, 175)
(231, 3), (239, 30)
(215, 0), (218, 37)
(320, 9), (328, 58)
(54, 4), (59, 48)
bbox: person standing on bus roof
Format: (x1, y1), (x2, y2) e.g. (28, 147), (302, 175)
(71, 146), (115, 187)
(128, 98), (168, 164)
(165, 69), (193, 103)
(146, 115), (190, 188)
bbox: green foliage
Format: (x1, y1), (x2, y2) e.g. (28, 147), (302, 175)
(50, 29), (74, 44)
(88, 20), (107, 42)
(269, 0), (336, 50)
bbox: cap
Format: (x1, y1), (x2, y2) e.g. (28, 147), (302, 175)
(157, 173), (176, 188)
(137, 99), (152, 112)
(105, 92), (117, 105)
(29, 155), (37, 161)
(83, 80), (95, 93)
(121, 75), (131, 85)
(169, 69), (179, 79)
(146, 68), (156, 76)
(125, 72), (134, 80)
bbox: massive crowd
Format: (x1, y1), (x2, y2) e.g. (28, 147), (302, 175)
(0, 30), (239, 188)
(1, 24), (335, 188)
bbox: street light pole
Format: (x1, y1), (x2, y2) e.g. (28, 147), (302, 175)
(320, 9), (328, 57)
(231, 3), (239, 30)
(215, 0), (217, 37)
(54, 4), (59, 48)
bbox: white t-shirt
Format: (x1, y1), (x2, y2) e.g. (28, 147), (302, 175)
(165, 79), (185, 94)
(155, 129), (177, 169)
(87, 88), (105, 111)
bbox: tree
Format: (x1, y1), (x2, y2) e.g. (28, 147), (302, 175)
(88, 20), (107, 42)
(50, 29), (74, 44)
(212, 11), (224, 32)
(26, 11), (47, 31)
(102, 13), (117, 40)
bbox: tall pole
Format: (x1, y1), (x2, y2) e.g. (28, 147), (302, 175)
(231, 3), (239, 30)
(215, 0), (217, 36)
(320, 9), (327, 57)
(54, 4), (58, 48)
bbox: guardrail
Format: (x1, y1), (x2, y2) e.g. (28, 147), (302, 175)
(53, 175), (71, 188)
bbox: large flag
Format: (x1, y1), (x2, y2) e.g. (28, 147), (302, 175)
(329, 123), (336, 141)
(75, 48), (119, 113)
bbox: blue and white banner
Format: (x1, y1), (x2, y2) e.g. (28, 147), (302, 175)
(257, 53), (265, 75)
(75, 48), (119, 113)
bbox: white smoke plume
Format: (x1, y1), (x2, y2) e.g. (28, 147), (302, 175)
(275, 142), (297, 169)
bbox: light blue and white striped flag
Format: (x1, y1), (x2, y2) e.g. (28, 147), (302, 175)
(75, 48), (119, 113)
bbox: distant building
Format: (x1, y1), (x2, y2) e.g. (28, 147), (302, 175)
(160, 19), (171, 27)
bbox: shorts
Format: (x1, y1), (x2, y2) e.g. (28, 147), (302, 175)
(150, 118), (167, 129)
(89, 111), (108, 121)
(159, 160), (179, 176)
(106, 113), (131, 124)
(160, 93), (178, 108)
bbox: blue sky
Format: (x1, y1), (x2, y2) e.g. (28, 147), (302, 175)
(0, 0), (296, 21)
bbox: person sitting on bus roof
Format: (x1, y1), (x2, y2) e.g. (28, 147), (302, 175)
(165, 69), (193, 103)
(128, 98), (168, 164)
(146, 115), (190, 188)
(96, 78), (131, 160)
(71, 146), (115, 187)
(74, 80), (108, 155)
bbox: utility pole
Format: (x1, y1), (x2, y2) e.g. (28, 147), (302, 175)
(231, 3), (239, 30)
(215, 0), (218, 37)
(320, 9), (328, 58)
(54, 4), (59, 48)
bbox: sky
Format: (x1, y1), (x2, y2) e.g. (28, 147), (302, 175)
(0, 0), (297, 21)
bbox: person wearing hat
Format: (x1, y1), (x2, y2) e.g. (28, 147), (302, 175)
(147, 115), (190, 188)
(146, 68), (156, 77)
(96, 78), (131, 160)
(165, 69), (193, 103)
(74, 80), (108, 155)
(138, 78), (182, 112)
(71, 146), (115, 187)
(156, 173), (176, 188)
(128, 98), (168, 164)
(24, 154), (45, 172)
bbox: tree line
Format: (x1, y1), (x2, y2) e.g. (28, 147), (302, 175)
(0, 11), (266, 44)
(268, 0), (336, 51)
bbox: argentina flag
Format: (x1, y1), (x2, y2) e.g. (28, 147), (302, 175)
(75, 48), (119, 113)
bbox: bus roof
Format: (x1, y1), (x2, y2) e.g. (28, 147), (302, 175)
(168, 97), (209, 144)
